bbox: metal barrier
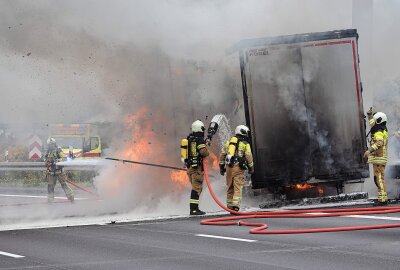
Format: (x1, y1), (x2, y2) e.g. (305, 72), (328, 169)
(0, 162), (100, 171)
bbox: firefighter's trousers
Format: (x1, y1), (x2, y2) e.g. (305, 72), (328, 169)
(373, 164), (387, 203)
(47, 170), (74, 202)
(187, 167), (204, 210)
(226, 164), (245, 209)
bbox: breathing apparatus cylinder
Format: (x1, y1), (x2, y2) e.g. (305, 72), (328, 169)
(180, 138), (188, 164)
(226, 137), (238, 166)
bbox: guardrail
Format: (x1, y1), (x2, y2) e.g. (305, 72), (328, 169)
(0, 162), (100, 171)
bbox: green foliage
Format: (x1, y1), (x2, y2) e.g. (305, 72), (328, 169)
(0, 171), (46, 186)
(0, 170), (97, 186)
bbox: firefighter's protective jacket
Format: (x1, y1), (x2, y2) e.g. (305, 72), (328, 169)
(367, 114), (388, 165)
(367, 130), (388, 165)
(45, 147), (63, 172)
(219, 136), (254, 172)
(186, 135), (209, 169)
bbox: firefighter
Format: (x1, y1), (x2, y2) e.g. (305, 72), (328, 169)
(364, 108), (389, 204)
(45, 138), (74, 203)
(219, 125), (254, 212)
(181, 120), (210, 215)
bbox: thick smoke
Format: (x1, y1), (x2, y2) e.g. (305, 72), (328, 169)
(0, 0), (399, 226)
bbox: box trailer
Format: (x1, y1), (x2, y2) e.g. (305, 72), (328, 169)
(228, 29), (369, 190)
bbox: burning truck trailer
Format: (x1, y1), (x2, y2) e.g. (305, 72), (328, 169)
(227, 29), (369, 200)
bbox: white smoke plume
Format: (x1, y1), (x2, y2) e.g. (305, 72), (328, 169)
(0, 0), (399, 227)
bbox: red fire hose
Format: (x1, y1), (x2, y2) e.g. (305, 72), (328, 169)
(66, 178), (99, 198)
(201, 160), (400, 234)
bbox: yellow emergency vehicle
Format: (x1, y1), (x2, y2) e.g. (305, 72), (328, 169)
(49, 124), (101, 159)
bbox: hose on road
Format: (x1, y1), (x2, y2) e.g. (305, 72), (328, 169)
(66, 178), (99, 197)
(201, 160), (400, 234)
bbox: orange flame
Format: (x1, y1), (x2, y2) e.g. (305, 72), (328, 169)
(121, 107), (165, 161)
(121, 107), (188, 188)
(294, 183), (315, 190)
(170, 170), (189, 187)
(290, 183), (324, 197)
(209, 152), (219, 170)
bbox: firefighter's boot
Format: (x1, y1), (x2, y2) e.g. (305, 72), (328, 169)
(68, 195), (75, 203)
(190, 209), (206, 215)
(378, 191), (388, 204)
(229, 206), (240, 215)
(190, 190), (206, 215)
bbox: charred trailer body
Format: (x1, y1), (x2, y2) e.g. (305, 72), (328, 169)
(229, 29), (369, 191)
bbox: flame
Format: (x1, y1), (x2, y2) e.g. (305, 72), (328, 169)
(293, 183), (315, 190)
(120, 106), (188, 188)
(121, 107), (164, 160)
(209, 152), (219, 170)
(290, 183), (324, 197)
(170, 170), (189, 187)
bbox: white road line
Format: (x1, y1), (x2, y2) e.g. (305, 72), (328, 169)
(0, 251), (25, 258)
(0, 194), (87, 200)
(307, 212), (400, 221)
(346, 215), (400, 221)
(196, 234), (257, 242)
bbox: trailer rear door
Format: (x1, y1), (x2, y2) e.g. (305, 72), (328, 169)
(233, 29), (369, 189)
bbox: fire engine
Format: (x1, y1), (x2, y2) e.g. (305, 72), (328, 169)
(49, 124), (101, 159)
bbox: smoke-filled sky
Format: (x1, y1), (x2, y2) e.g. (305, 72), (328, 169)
(0, 0), (398, 126)
(0, 0), (353, 124)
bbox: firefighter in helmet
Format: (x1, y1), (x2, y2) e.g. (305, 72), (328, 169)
(219, 125), (254, 212)
(181, 120), (210, 215)
(45, 138), (74, 203)
(364, 108), (389, 204)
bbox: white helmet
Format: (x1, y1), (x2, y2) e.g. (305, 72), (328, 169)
(47, 137), (56, 145)
(373, 112), (387, 125)
(235, 125), (250, 137)
(192, 120), (205, 133)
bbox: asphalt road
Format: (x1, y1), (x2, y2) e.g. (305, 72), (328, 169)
(1, 206), (400, 270)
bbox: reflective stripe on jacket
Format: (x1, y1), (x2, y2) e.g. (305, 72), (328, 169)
(368, 130), (388, 165)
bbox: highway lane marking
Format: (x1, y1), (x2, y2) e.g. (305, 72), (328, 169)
(346, 215), (400, 221)
(0, 251), (25, 258)
(196, 234), (257, 242)
(307, 212), (400, 221)
(0, 194), (87, 200)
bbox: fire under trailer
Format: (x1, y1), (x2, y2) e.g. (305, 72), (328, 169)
(228, 29), (369, 195)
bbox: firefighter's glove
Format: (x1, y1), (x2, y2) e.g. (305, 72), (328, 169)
(205, 138), (211, 146)
(363, 150), (370, 158)
(367, 107), (374, 117)
(181, 158), (187, 168)
(219, 165), (226, 176)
